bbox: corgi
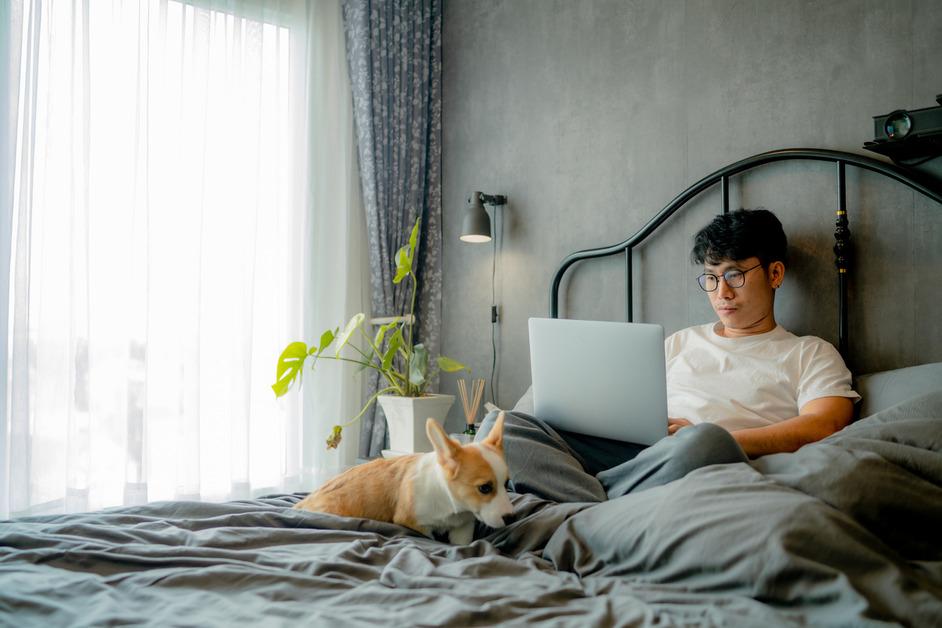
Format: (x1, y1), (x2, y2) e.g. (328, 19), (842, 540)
(294, 412), (514, 545)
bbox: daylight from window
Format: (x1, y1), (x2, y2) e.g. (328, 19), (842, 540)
(10, 0), (302, 514)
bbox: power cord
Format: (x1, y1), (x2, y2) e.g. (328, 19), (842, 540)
(489, 208), (500, 406)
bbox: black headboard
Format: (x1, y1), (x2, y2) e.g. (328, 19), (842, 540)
(549, 148), (942, 357)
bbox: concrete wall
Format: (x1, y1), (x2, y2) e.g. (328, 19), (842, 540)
(439, 0), (942, 431)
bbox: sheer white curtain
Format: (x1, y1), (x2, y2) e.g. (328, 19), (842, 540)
(1, 0), (365, 518)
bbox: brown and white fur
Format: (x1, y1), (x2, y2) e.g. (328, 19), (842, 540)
(294, 412), (514, 545)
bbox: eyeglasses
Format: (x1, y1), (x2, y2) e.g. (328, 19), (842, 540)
(696, 263), (762, 292)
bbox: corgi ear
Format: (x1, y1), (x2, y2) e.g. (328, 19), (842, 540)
(481, 411), (505, 451)
(426, 418), (461, 477)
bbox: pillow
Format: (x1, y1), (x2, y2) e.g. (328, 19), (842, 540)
(512, 385), (534, 414)
(855, 362), (942, 418)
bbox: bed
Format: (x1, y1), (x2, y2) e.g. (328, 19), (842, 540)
(3, 148), (941, 627)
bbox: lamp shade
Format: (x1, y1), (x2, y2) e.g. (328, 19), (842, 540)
(459, 192), (492, 243)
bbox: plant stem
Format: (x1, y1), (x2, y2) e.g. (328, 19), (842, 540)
(339, 385), (399, 427)
(359, 326), (384, 359)
(314, 354), (404, 395)
(348, 339), (376, 365)
(404, 269), (418, 396)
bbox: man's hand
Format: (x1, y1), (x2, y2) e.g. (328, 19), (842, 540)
(668, 417), (693, 435)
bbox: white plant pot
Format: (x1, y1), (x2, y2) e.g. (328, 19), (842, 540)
(378, 394), (456, 454)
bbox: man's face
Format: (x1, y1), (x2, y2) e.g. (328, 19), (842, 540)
(702, 256), (784, 337)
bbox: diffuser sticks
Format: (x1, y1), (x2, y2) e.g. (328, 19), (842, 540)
(457, 378), (486, 436)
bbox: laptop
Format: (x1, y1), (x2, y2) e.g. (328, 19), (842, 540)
(528, 317), (668, 445)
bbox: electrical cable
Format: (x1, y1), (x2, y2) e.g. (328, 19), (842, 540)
(490, 208), (499, 406)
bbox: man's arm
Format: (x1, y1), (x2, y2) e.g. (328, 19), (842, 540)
(730, 396), (854, 457)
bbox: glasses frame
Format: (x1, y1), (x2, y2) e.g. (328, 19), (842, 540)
(696, 262), (763, 292)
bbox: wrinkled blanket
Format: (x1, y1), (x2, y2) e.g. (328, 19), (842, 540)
(2, 393), (941, 627)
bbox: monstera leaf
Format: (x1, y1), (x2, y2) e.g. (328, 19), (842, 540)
(272, 342), (308, 397)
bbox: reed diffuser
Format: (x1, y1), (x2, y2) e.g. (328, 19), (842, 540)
(457, 378), (486, 436)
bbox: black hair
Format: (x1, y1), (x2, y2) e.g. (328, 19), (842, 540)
(691, 207), (788, 268)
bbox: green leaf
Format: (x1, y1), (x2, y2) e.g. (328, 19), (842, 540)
(272, 342), (308, 397)
(409, 343), (429, 388)
(408, 215), (420, 259)
(382, 328), (403, 371)
(335, 313), (365, 357)
(393, 216), (420, 284)
(308, 328), (337, 365)
(436, 355), (468, 373)
(318, 328), (337, 353)
(393, 245), (411, 284)
(374, 318), (399, 348)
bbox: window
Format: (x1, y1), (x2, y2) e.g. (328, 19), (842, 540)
(5, 0), (328, 516)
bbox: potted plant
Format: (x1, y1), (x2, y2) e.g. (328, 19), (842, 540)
(272, 216), (467, 451)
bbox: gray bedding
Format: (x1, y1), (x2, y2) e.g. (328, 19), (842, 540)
(2, 392), (941, 627)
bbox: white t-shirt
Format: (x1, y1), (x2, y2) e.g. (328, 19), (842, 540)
(665, 323), (860, 431)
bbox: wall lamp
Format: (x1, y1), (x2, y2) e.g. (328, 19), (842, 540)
(457, 190), (507, 408)
(459, 192), (507, 243)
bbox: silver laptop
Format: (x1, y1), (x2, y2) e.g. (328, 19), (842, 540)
(528, 317), (668, 445)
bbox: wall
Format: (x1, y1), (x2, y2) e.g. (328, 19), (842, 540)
(439, 0), (942, 430)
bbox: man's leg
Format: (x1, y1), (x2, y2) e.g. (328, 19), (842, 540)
(554, 428), (645, 476)
(476, 410), (640, 503)
(597, 423), (748, 499)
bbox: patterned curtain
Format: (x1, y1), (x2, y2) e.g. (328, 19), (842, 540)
(342, 0), (443, 458)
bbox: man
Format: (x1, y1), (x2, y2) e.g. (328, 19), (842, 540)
(667, 208), (857, 457)
(476, 208), (859, 504)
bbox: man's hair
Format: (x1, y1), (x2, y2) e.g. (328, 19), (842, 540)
(691, 207), (788, 267)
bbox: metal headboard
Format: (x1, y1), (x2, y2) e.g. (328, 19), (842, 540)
(549, 148), (942, 357)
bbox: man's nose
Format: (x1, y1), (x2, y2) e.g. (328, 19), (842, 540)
(716, 278), (736, 298)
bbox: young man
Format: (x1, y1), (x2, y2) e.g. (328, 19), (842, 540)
(477, 208), (859, 504)
(667, 208), (857, 457)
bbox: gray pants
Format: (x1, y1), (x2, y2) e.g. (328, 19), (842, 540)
(476, 411), (748, 503)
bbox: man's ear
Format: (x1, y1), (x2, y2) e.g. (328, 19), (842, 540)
(426, 419), (461, 477)
(481, 412), (505, 451)
(769, 261), (785, 288)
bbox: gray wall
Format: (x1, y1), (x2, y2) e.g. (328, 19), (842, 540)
(439, 0), (942, 431)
